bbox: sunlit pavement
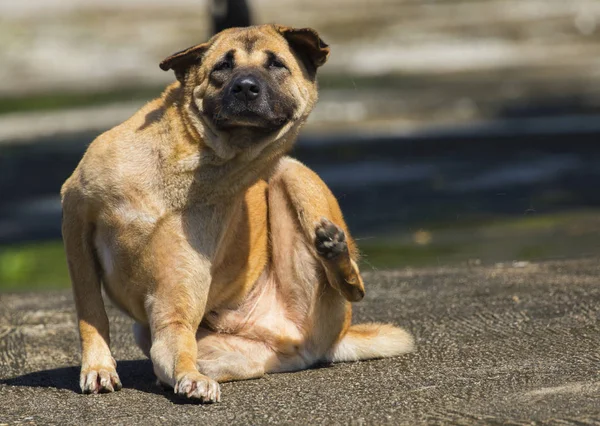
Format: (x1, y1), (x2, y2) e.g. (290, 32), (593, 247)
(1, 258), (599, 424)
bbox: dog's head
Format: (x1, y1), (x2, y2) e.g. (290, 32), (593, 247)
(160, 24), (329, 157)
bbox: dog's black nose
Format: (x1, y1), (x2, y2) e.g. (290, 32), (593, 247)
(231, 77), (260, 101)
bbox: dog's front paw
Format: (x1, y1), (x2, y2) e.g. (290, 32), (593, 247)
(80, 365), (122, 394)
(315, 218), (348, 260)
(174, 372), (221, 403)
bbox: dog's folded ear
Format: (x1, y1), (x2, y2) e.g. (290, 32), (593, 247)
(275, 26), (330, 74)
(160, 42), (210, 83)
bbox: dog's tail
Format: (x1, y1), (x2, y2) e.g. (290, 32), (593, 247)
(328, 323), (414, 363)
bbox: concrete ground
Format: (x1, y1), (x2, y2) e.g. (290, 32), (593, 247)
(1, 258), (599, 425)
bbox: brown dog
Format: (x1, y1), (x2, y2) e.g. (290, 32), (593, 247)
(61, 24), (413, 403)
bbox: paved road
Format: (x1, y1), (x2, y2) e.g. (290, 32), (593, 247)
(1, 259), (599, 424)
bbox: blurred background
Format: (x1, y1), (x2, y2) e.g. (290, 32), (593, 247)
(1, 0), (600, 291)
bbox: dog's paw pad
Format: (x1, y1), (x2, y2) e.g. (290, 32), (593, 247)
(174, 373), (221, 403)
(80, 368), (122, 394)
(315, 218), (348, 260)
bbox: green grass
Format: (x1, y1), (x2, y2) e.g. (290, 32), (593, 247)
(359, 242), (464, 269)
(0, 241), (70, 291)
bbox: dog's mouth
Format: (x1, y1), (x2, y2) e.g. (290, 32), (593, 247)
(213, 108), (291, 133)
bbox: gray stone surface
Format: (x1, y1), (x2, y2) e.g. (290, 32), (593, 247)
(1, 258), (600, 424)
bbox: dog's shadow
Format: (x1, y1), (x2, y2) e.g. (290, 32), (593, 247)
(2, 359), (339, 404)
(0, 359), (201, 404)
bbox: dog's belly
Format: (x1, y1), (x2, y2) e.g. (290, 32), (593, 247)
(205, 269), (305, 346)
(202, 269), (326, 372)
(204, 179), (315, 355)
(202, 232), (333, 369)
(199, 262), (343, 372)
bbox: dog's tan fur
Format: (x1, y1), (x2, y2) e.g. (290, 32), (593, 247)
(61, 24), (413, 403)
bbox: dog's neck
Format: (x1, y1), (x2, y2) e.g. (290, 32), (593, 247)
(191, 130), (299, 205)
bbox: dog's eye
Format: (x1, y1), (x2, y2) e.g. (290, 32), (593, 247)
(269, 58), (287, 70)
(213, 61), (232, 72)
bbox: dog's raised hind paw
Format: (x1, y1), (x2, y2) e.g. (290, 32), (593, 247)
(315, 218), (348, 260)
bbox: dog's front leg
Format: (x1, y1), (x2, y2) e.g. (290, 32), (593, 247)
(62, 192), (122, 394)
(144, 216), (220, 403)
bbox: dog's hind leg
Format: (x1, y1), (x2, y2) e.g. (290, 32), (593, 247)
(268, 157), (415, 363)
(268, 157), (365, 302)
(195, 331), (270, 382)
